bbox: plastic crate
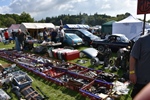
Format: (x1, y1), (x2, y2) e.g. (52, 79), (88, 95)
(12, 74), (33, 89)
(53, 71), (93, 91)
(79, 80), (113, 100)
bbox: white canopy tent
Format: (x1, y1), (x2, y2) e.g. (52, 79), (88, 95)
(20, 23), (55, 32)
(19, 23), (55, 38)
(112, 15), (150, 40)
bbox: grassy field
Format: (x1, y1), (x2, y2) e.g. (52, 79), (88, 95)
(0, 42), (132, 100)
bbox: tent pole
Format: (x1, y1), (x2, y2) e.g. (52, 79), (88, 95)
(142, 14), (146, 35)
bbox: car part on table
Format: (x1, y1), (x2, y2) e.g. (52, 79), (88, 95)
(90, 57), (100, 66)
(116, 47), (130, 70)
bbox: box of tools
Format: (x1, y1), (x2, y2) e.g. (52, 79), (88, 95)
(79, 79), (113, 100)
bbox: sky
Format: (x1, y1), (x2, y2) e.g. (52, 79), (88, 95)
(0, 0), (149, 21)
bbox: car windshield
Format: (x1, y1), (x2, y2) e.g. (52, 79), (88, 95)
(79, 29), (93, 36)
(120, 35), (130, 42)
(68, 34), (79, 39)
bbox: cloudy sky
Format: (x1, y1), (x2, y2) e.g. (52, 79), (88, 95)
(0, 0), (149, 21)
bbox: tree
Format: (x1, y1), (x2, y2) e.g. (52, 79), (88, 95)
(0, 12), (135, 27)
(45, 17), (51, 23)
(19, 12), (34, 23)
(0, 20), (3, 27)
(38, 18), (45, 23)
(4, 17), (16, 27)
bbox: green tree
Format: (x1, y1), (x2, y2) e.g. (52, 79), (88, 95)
(88, 16), (96, 26)
(11, 14), (20, 24)
(19, 12), (34, 23)
(4, 17), (16, 27)
(38, 18), (45, 23)
(0, 20), (3, 27)
(45, 17), (51, 23)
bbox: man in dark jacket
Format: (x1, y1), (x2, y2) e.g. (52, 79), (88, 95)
(16, 29), (26, 51)
(51, 28), (57, 43)
(11, 30), (16, 44)
(43, 27), (48, 41)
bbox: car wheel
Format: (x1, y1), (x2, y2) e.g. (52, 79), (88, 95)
(97, 45), (105, 53)
(90, 57), (99, 66)
(84, 41), (89, 46)
(109, 57), (116, 66)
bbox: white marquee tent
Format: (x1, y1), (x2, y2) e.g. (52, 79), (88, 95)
(19, 23), (55, 38)
(20, 23), (55, 32)
(112, 15), (150, 40)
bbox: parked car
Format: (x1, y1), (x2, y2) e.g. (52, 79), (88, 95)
(91, 34), (131, 53)
(63, 33), (83, 46)
(64, 29), (100, 46)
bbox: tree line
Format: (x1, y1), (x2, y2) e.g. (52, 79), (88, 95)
(0, 12), (147, 28)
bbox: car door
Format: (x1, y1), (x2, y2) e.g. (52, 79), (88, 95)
(64, 34), (72, 46)
(76, 30), (91, 45)
(111, 36), (127, 50)
(107, 36), (119, 51)
(75, 31), (83, 38)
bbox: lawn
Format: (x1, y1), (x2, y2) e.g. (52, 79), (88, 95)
(0, 42), (132, 100)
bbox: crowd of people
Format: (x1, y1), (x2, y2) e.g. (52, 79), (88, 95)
(39, 25), (65, 43)
(0, 25), (66, 51)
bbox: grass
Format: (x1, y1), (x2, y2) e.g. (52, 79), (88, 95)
(0, 42), (15, 49)
(0, 42), (132, 100)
